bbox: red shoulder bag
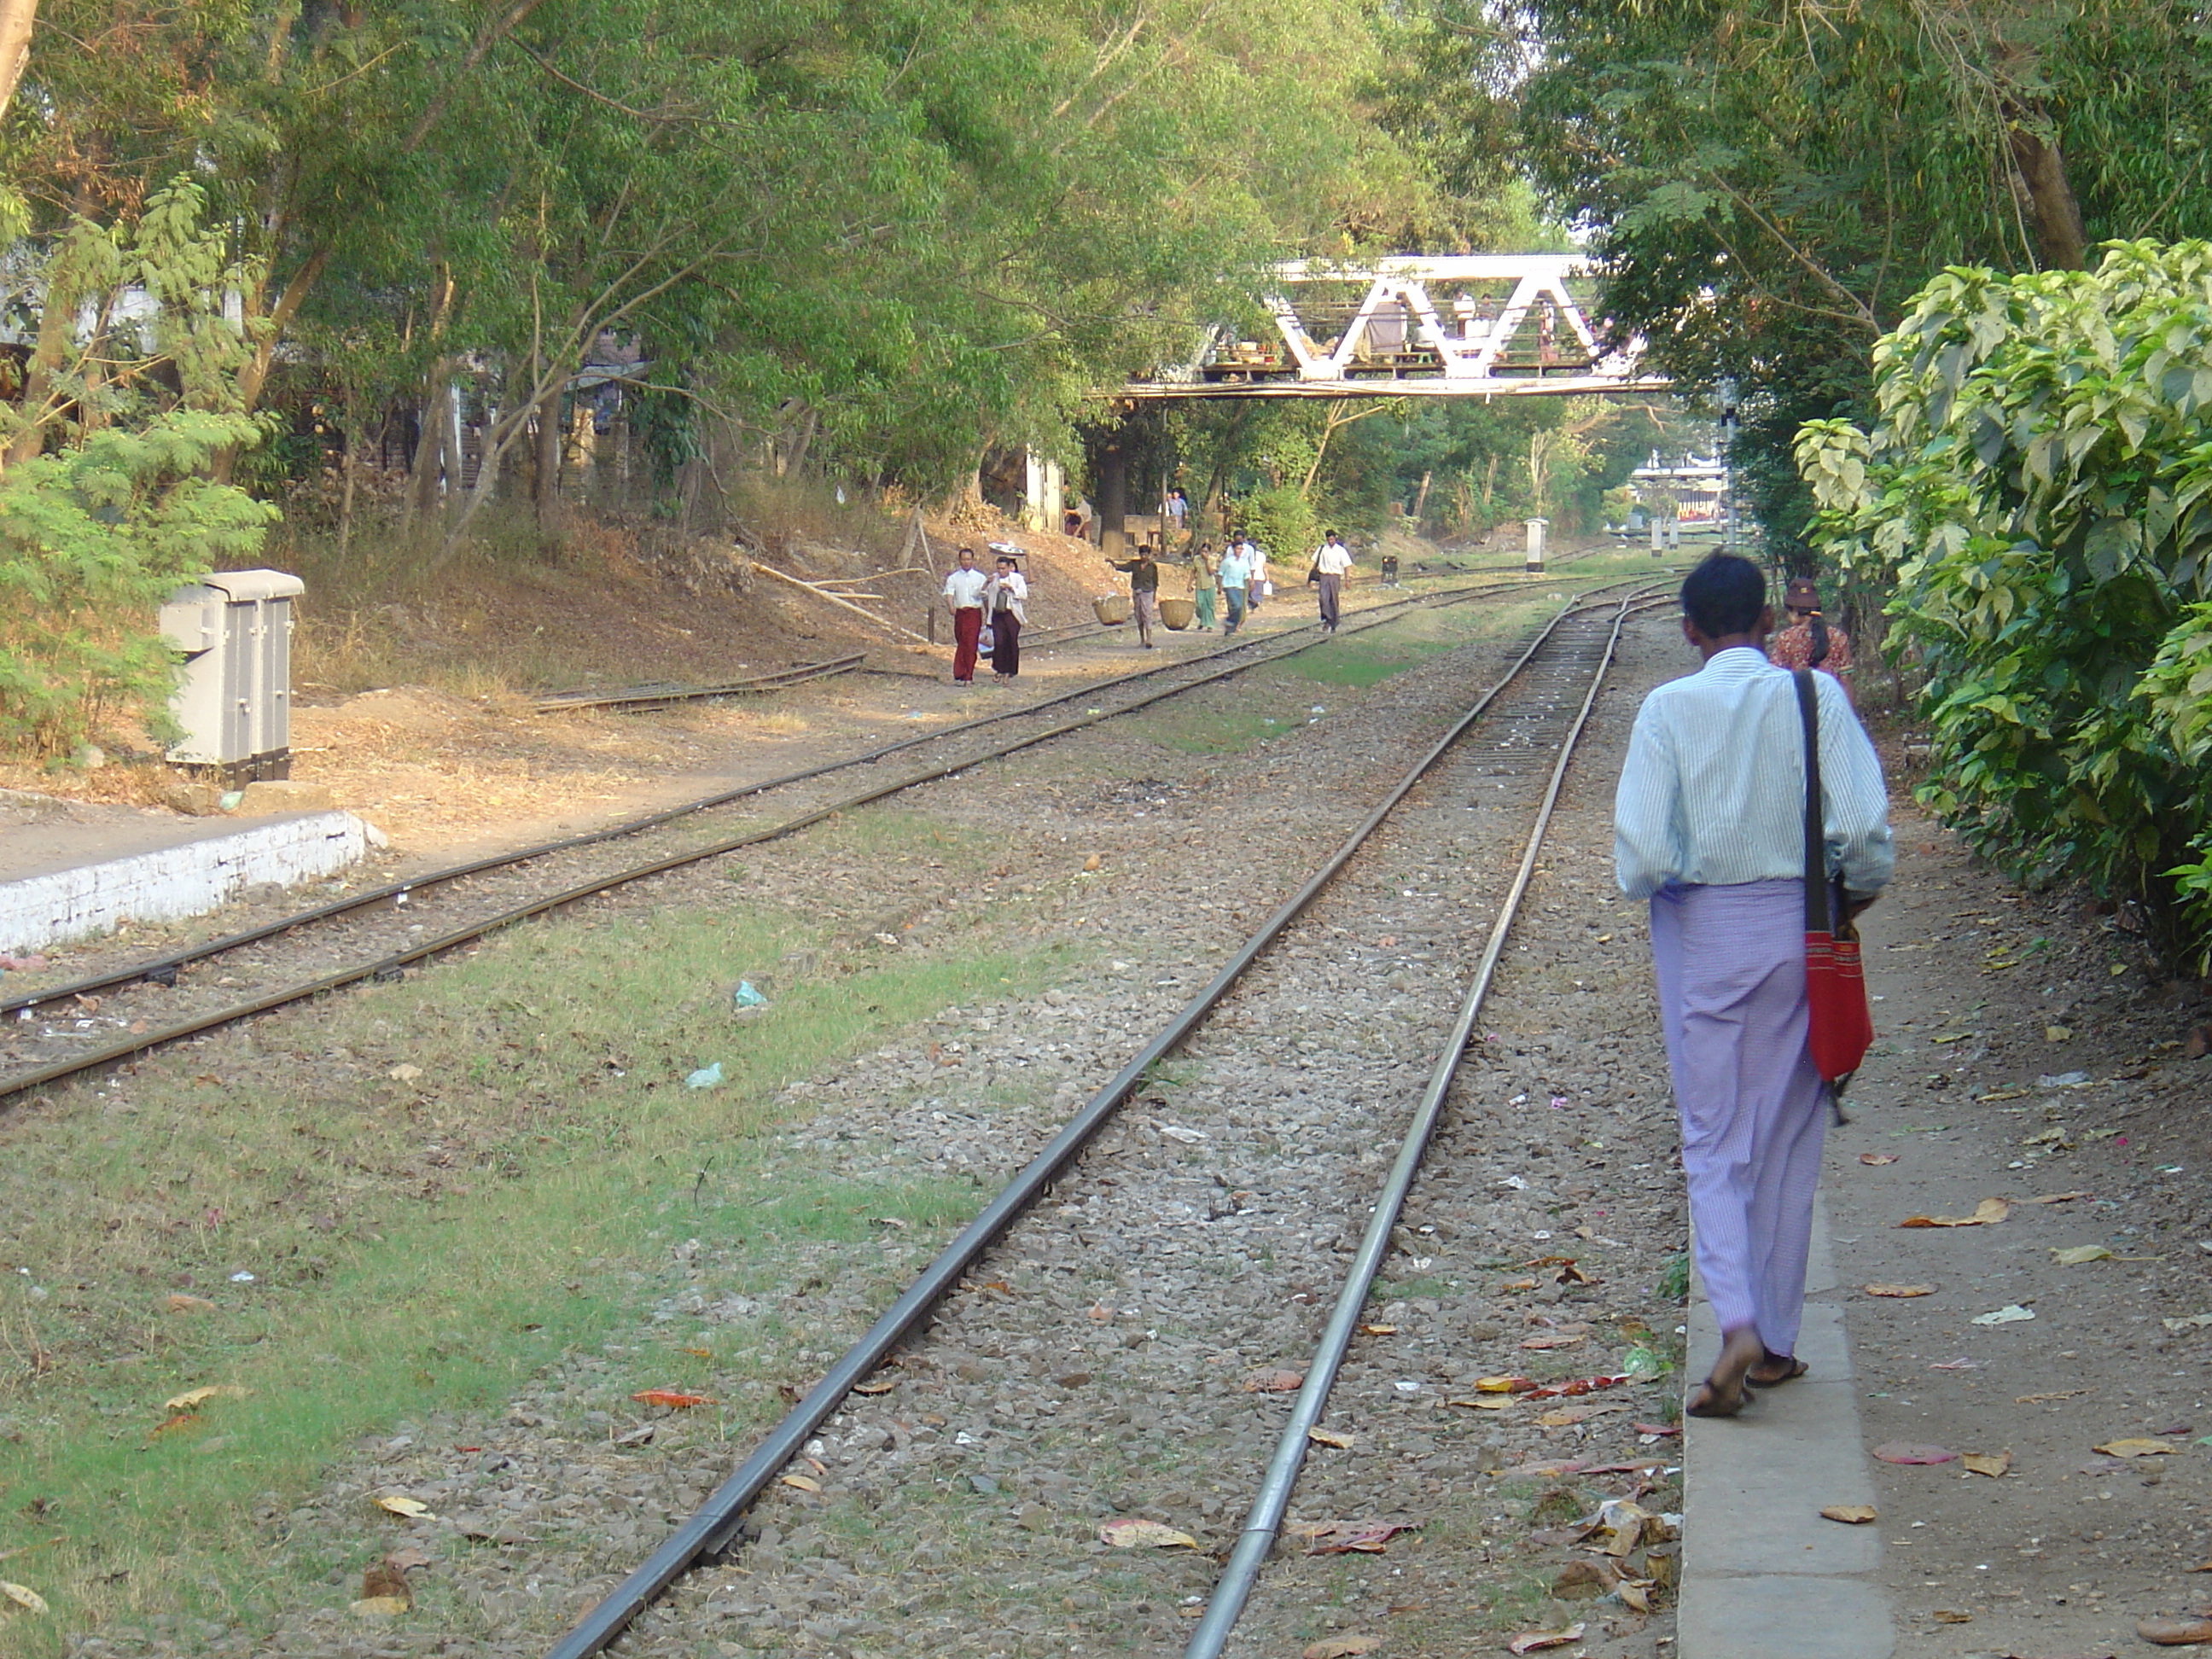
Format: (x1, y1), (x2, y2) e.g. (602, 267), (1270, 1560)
(1795, 669), (1874, 1088)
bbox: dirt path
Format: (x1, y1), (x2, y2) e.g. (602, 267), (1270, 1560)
(1827, 801), (2212, 1653)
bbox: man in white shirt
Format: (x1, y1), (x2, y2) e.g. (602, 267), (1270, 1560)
(1614, 553), (1893, 1417)
(1247, 538), (1269, 612)
(1310, 531), (1353, 632)
(941, 547), (989, 685)
(1217, 540), (1251, 635)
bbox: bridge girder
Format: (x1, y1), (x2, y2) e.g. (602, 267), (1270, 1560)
(1113, 254), (1667, 402)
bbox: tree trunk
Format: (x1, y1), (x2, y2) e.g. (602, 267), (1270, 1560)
(1097, 432), (1128, 560)
(0, 0), (39, 126)
(1412, 470), (1433, 524)
(531, 373), (564, 537)
(404, 359), (449, 532)
(337, 391), (358, 561)
(2007, 121), (2087, 271)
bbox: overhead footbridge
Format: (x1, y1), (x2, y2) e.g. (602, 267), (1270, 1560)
(1118, 254), (1668, 400)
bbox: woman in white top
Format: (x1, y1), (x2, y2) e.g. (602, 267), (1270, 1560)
(981, 555), (1028, 684)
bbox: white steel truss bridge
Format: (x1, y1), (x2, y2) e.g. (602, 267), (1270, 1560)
(1117, 254), (1668, 400)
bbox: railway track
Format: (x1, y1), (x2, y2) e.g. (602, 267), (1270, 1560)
(0, 570), (1656, 1106)
(539, 584), (1674, 1659)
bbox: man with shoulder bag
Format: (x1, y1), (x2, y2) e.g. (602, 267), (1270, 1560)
(1614, 554), (1893, 1418)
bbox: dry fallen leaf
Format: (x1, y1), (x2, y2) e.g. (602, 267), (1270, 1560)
(1859, 1152), (1899, 1166)
(1359, 1324), (1399, 1336)
(1616, 1580), (1655, 1614)
(1871, 1442), (1958, 1465)
(630, 1389), (713, 1408)
(1506, 1625), (1585, 1655)
(1448, 1394), (1516, 1411)
(1819, 1505), (1877, 1524)
(1295, 1521), (1420, 1555)
(1307, 1427), (1356, 1448)
(2142, 1616), (2212, 1645)
(1932, 1610), (1974, 1624)
(1518, 1332), (1586, 1351)
(164, 1293), (217, 1313)
(1473, 1376), (1532, 1393)
(2020, 1190), (2089, 1204)
(1961, 1452), (2013, 1478)
(350, 1596), (410, 1618)
(1551, 1559), (1615, 1599)
(1301, 1639), (1382, 1659)
(2051, 1245), (2114, 1265)
(1099, 1519), (1198, 1549)
(1243, 1368), (1305, 1393)
(852, 1375), (899, 1396)
(1865, 1284), (1936, 1298)
(374, 1495), (436, 1520)
(1, 1581), (49, 1615)
(1900, 1197), (2011, 1228)
(163, 1384), (247, 1411)
(2015, 1389), (2091, 1403)
(2093, 1438), (2174, 1458)
(779, 1474), (821, 1493)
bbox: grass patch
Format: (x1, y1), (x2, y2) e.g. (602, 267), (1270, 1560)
(0, 871), (1067, 1653)
(1121, 703), (1284, 754)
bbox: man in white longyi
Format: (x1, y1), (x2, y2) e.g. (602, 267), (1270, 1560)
(1614, 554), (1894, 1417)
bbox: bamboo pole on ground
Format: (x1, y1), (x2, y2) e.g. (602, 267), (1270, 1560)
(749, 560), (934, 645)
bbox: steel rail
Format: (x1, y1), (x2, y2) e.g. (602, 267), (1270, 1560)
(3, 570), (1640, 1022)
(527, 655), (867, 713)
(1183, 594), (1661, 1659)
(542, 587), (1657, 1659)
(0, 581), (1662, 1104)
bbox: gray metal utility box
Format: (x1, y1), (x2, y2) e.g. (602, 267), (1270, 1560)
(160, 569), (305, 783)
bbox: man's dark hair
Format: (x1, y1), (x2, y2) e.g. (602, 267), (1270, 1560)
(1680, 553), (1767, 637)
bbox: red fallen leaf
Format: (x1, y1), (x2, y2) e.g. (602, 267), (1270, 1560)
(1871, 1441), (1958, 1464)
(1632, 1423), (1681, 1437)
(631, 1389), (713, 1408)
(1521, 1373), (1631, 1400)
(1293, 1520), (1421, 1555)
(1243, 1367), (1306, 1393)
(1859, 1152), (1899, 1166)
(680, 1347), (712, 1359)
(148, 1412), (201, 1437)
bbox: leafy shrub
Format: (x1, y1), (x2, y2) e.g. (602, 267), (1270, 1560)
(1796, 241), (2212, 967)
(0, 180), (277, 756)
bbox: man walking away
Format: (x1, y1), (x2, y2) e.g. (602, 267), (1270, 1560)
(1247, 538), (1269, 612)
(1109, 543), (1162, 649)
(1614, 553), (1893, 1417)
(942, 546), (988, 685)
(1217, 539), (1250, 636)
(1311, 530), (1353, 632)
(1768, 576), (1856, 701)
(982, 553), (1027, 684)
(1190, 541), (1219, 632)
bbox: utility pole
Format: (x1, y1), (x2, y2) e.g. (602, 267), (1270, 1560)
(1718, 377), (1739, 554)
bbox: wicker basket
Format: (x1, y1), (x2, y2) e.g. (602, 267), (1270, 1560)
(1092, 593), (1132, 625)
(1158, 597), (1196, 631)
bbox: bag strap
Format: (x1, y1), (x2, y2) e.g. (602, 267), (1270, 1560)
(1795, 668), (1832, 934)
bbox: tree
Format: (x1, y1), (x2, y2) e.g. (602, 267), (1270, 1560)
(1797, 239), (2212, 965)
(1517, 0), (2212, 564)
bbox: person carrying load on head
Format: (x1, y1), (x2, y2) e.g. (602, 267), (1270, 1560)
(1767, 576), (1854, 700)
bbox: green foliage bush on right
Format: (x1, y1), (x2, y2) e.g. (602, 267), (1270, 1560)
(1797, 241), (2212, 967)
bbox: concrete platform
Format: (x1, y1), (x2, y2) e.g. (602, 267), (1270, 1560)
(1679, 1196), (1896, 1659)
(0, 790), (372, 953)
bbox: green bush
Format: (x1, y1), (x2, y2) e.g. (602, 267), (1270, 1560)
(1797, 241), (2212, 967)
(1229, 482), (1318, 565)
(0, 179), (277, 756)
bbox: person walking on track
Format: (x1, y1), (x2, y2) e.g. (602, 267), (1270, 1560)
(1247, 538), (1269, 613)
(1217, 538), (1251, 636)
(1309, 530), (1353, 632)
(982, 552), (1027, 684)
(1189, 541), (1219, 632)
(1109, 543), (1162, 649)
(1613, 552), (1893, 1418)
(1767, 576), (1855, 699)
(941, 546), (988, 685)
